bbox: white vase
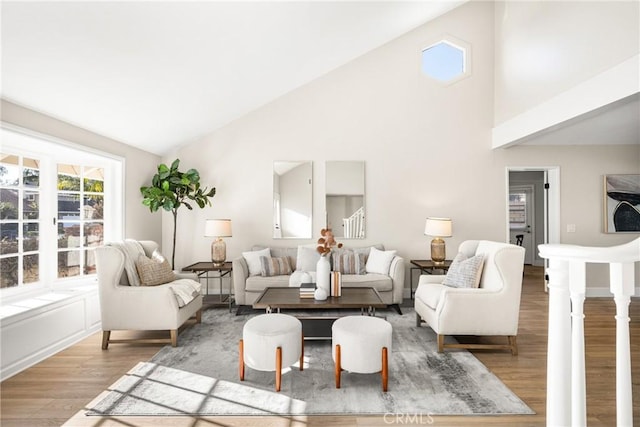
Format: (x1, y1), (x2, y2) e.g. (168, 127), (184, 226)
(316, 256), (331, 295)
(314, 288), (328, 301)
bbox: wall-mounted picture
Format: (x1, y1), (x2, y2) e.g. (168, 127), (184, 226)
(604, 174), (640, 233)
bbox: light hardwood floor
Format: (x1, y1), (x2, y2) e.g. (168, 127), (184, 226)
(1, 266), (638, 426)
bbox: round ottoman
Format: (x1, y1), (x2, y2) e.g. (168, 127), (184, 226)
(239, 313), (303, 391)
(332, 315), (392, 391)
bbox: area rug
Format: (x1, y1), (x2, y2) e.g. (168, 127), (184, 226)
(86, 307), (534, 416)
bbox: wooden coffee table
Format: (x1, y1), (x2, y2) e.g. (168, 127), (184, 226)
(252, 287), (386, 340)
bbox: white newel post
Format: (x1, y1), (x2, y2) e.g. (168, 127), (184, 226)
(539, 238), (639, 427)
(545, 258), (572, 427)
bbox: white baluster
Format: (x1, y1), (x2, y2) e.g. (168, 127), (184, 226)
(610, 262), (634, 427)
(546, 259), (572, 427)
(569, 261), (586, 426)
(540, 238), (638, 427)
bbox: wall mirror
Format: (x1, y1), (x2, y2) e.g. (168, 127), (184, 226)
(325, 161), (365, 239)
(273, 161), (312, 239)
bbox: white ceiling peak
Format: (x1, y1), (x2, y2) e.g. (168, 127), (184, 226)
(2, 1), (466, 155)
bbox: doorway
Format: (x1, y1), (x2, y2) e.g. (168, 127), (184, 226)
(509, 184), (536, 264)
(506, 167), (561, 268)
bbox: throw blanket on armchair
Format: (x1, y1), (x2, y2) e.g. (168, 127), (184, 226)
(169, 279), (202, 307)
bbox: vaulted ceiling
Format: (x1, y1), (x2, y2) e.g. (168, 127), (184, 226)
(1, 1), (466, 155)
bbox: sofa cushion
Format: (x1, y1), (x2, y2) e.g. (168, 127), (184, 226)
(342, 273), (392, 291)
(243, 248), (271, 276)
(442, 253), (484, 289)
(415, 283), (448, 310)
(260, 256), (293, 277)
(246, 275), (291, 291)
(289, 270), (316, 287)
(365, 247), (397, 275)
(350, 244), (384, 262)
(135, 251), (176, 286)
(268, 247), (298, 270)
(332, 250), (366, 275)
(296, 245), (320, 271)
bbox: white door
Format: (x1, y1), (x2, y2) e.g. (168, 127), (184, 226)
(509, 185), (535, 265)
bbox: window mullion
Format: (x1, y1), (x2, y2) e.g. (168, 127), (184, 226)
(39, 156), (56, 288)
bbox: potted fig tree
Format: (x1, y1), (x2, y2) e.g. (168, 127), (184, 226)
(140, 159), (216, 268)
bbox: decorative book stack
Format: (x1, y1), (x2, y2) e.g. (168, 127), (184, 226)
(331, 271), (342, 297)
(299, 282), (315, 299)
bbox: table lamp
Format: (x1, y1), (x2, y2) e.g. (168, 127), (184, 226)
(424, 217), (452, 265)
(205, 219), (232, 266)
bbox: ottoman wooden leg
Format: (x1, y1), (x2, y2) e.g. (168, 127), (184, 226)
(335, 344), (341, 389)
(275, 346), (282, 392)
(382, 346), (388, 392)
(300, 333), (304, 371)
(239, 339), (245, 381)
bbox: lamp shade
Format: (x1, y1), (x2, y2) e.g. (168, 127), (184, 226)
(424, 217), (452, 238)
(204, 219), (232, 237)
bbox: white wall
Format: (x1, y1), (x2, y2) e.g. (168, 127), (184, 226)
(0, 99), (162, 245)
(169, 1), (496, 271)
(166, 1), (638, 290)
(494, 1), (640, 124)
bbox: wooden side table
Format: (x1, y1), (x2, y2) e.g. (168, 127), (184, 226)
(182, 261), (233, 311)
(409, 259), (453, 300)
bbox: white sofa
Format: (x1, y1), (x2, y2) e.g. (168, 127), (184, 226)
(414, 240), (525, 354)
(233, 245), (405, 312)
(95, 240), (203, 349)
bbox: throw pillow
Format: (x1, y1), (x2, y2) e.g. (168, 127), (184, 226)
(296, 245), (320, 271)
(365, 247), (397, 275)
(242, 248), (271, 276)
(352, 244), (384, 263)
(442, 253), (485, 289)
(260, 256), (293, 277)
(135, 251), (176, 286)
(332, 250), (366, 275)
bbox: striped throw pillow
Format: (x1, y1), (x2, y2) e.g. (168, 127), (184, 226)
(260, 256), (293, 277)
(332, 251), (366, 275)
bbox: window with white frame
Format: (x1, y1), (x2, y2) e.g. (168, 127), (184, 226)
(56, 164), (105, 278)
(0, 125), (123, 292)
(0, 154), (41, 288)
(421, 36), (471, 85)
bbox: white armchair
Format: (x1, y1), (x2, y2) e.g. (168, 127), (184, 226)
(414, 240), (525, 355)
(95, 240), (203, 349)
